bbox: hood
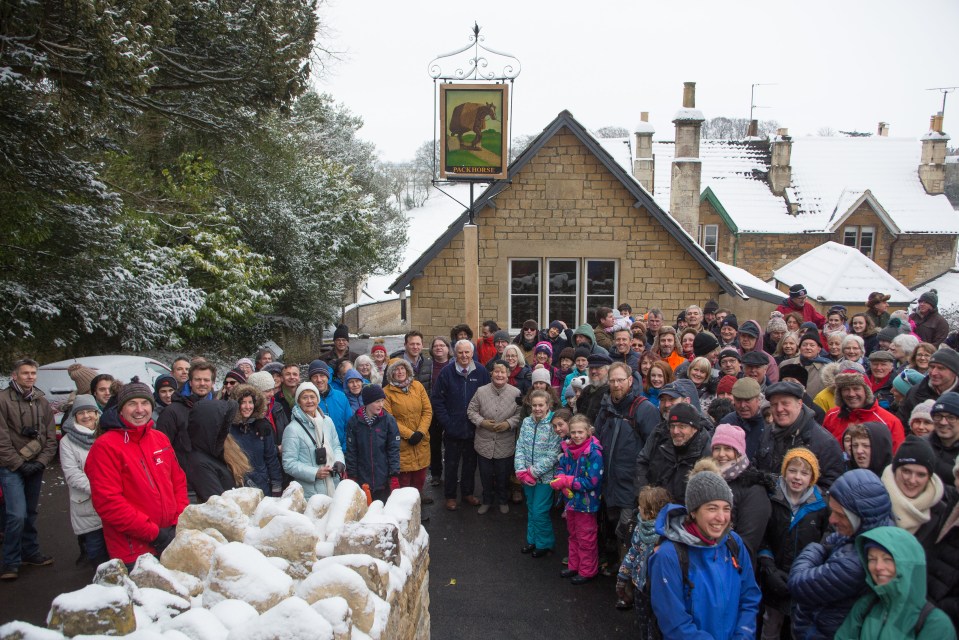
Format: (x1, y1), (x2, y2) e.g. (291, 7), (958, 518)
(740, 320), (766, 353)
(573, 324), (596, 346)
(855, 526), (928, 615)
(654, 503), (716, 548)
(845, 421), (893, 477)
(386, 359), (414, 384)
(188, 399), (237, 458)
(344, 368), (365, 383)
(152, 375), (178, 407)
(230, 384), (266, 422)
(830, 469), (894, 534)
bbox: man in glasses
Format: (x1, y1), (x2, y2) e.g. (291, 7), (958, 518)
(930, 391), (959, 486)
(217, 368), (247, 400)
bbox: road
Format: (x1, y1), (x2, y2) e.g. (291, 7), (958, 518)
(1, 466), (636, 638)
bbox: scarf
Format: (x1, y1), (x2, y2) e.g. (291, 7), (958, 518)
(509, 366), (523, 387)
(719, 455), (751, 481)
(390, 376), (412, 391)
(566, 436), (595, 460)
(359, 405), (379, 426)
(881, 465), (944, 534)
(10, 380), (34, 400)
(867, 373), (891, 393)
(799, 354), (831, 367)
(683, 520), (718, 546)
(62, 419), (97, 448)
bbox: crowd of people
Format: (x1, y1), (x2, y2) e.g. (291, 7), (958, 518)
(2, 287), (959, 638)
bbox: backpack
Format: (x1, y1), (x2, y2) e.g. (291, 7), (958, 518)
(861, 597), (938, 636)
(637, 535), (743, 640)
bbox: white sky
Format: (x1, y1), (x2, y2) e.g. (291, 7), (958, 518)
(316, 0), (959, 162)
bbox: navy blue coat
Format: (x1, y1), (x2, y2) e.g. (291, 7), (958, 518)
(787, 469), (894, 639)
(230, 418), (282, 495)
(345, 408), (400, 492)
(431, 362), (490, 440)
(594, 386), (659, 509)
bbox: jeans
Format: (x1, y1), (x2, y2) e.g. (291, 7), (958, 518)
(0, 466), (43, 567)
(81, 529), (109, 566)
(477, 455), (512, 505)
(429, 417), (444, 478)
(523, 482), (555, 550)
(443, 436), (476, 499)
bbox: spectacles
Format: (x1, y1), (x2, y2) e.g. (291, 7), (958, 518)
(608, 377), (630, 385)
(932, 413), (959, 425)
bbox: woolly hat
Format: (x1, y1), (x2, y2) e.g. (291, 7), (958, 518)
(693, 331), (720, 357)
(868, 349), (896, 363)
(720, 315), (739, 331)
(716, 375), (737, 396)
(834, 370), (874, 406)
(294, 381), (320, 404)
(929, 348), (959, 376)
(765, 381), (805, 400)
(262, 362), (284, 375)
(534, 341), (553, 357)
(224, 368), (247, 385)
(685, 459), (734, 512)
(247, 371), (276, 394)
(493, 330), (511, 343)
(800, 330), (822, 347)
(573, 346), (592, 361)
(333, 324), (350, 341)
(738, 320), (761, 338)
(559, 347), (576, 362)
(867, 292), (891, 308)
(781, 447), (820, 486)
(564, 386), (576, 400)
(932, 390), (959, 416)
(918, 289), (938, 308)
(703, 299), (719, 314)
(70, 394), (101, 419)
(361, 384), (386, 405)
(307, 359), (330, 379)
(117, 377), (155, 410)
(67, 363), (97, 395)
(789, 283), (808, 298)
(836, 359), (866, 375)
(235, 357), (255, 371)
(877, 326), (899, 344)
(711, 424), (747, 458)
(892, 369), (925, 395)
(719, 347), (741, 363)
(893, 435), (936, 474)
(909, 399), (936, 425)
(153, 374), (177, 393)
(549, 320), (565, 332)
(742, 351), (769, 367)
(778, 363), (809, 387)
(766, 312), (788, 335)
(371, 344), (388, 357)
(531, 367), (552, 386)
(731, 377), (761, 399)
(667, 402), (701, 428)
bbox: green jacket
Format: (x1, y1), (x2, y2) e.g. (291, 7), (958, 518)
(835, 526), (956, 640)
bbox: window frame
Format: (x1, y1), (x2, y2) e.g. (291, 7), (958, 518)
(508, 258), (618, 331)
(842, 225), (876, 259)
(698, 224), (719, 260)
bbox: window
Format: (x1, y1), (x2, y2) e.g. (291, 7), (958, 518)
(842, 225), (875, 258)
(509, 258), (618, 331)
(697, 224), (718, 259)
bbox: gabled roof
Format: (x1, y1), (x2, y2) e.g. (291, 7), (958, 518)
(771, 241), (914, 304)
(825, 189), (901, 235)
(389, 110), (746, 299)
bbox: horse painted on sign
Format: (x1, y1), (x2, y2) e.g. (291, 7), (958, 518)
(448, 102), (497, 150)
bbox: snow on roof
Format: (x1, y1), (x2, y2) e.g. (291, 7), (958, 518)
(633, 121), (655, 134)
(772, 241), (914, 304)
(362, 185), (470, 304)
(715, 261), (783, 299)
(674, 108), (705, 121)
(913, 268), (959, 310)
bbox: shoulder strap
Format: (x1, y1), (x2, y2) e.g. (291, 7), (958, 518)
(724, 535), (743, 573)
(297, 417), (318, 447)
(914, 601), (936, 635)
(627, 394), (647, 420)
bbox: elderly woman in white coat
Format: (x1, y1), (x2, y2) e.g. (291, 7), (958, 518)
(59, 395), (109, 566)
(282, 382), (345, 498)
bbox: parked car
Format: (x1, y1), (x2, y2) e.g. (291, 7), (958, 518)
(35, 355), (171, 427)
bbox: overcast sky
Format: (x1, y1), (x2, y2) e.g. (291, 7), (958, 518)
(317, 0), (958, 162)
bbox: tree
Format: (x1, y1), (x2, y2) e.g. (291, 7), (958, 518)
(701, 117), (781, 140)
(595, 125), (629, 139)
(817, 127), (837, 137)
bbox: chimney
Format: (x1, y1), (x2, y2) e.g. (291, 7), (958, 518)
(632, 112), (656, 192)
(770, 127), (792, 196)
(746, 119), (759, 138)
(670, 82), (705, 237)
(878, 122), (889, 137)
(919, 112), (950, 194)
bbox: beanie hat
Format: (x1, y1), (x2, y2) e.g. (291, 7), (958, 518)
(371, 344), (387, 357)
(892, 369), (925, 395)
(778, 363), (809, 387)
(731, 377), (761, 399)
(235, 357), (255, 371)
(918, 289), (939, 308)
(738, 320), (760, 338)
(559, 347), (575, 362)
(834, 370), (874, 406)
(693, 331), (720, 357)
(549, 320), (565, 332)
(719, 347), (741, 363)
(573, 346), (592, 361)
(117, 377), (155, 410)
(892, 435), (936, 474)
(703, 299), (719, 314)
(153, 374), (177, 393)
(766, 313), (788, 335)
(877, 326), (899, 344)
(720, 315), (739, 331)
(308, 359), (330, 379)
(333, 324), (350, 341)
(361, 384), (386, 405)
(531, 367), (552, 385)
(224, 368), (247, 385)
(929, 348), (959, 376)
(932, 390), (959, 417)
(716, 375), (737, 396)
(836, 359), (866, 375)
(344, 369), (364, 385)
(564, 386), (576, 400)
(668, 402), (701, 429)
(909, 399), (936, 425)
(70, 394), (101, 419)
(493, 330), (511, 343)
(247, 371), (276, 394)
(685, 459), (734, 512)
(262, 362), (284, 375)
(781, 447), (820, 486)
(789, 283), (808, 298)
(711, 424), (747, 458)
(67, 363), (97, 395)
(800, 330), (822, 347)
(294, 382), (321, 404)
(534, 341), (553, 357)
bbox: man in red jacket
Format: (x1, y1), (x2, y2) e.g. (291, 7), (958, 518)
(822, 368), (905, 452)
(776, 283), (825, 329)
(86, 379), (188, 567)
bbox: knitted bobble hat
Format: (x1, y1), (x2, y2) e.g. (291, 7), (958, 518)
(781, 447), (820, 486)
(685, 458), (734, 512)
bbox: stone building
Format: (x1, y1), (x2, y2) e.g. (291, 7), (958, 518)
(385, 104), (746, 337)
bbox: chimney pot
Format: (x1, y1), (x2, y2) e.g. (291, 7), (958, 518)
(747, 119), (759, 137)
(641, 111), (649, 123)
(878, 122), (889, 137)
(682, 82), (696, 108)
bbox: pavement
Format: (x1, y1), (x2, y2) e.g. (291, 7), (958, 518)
(1, 466), (637, 638)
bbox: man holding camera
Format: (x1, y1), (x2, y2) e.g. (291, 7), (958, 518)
(0, 358), (58, 580)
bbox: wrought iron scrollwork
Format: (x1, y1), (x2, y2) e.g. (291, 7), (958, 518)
(427, 23), (521, 81)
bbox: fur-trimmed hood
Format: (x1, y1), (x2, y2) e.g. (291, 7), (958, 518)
(385, 358), (414, 385)
(230, 383), (267, 422)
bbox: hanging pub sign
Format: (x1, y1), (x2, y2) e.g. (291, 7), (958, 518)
(439, 83), (509, 180)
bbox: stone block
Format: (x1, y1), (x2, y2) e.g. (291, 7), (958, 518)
(134, 587), (191, 623)
(47, 584), (135, 637)
(247, 512), (318, 578)
(161, 607), (228, 640)
(208, 600), (259, 633)
(311, 597), (352, 640)
(220, 487), (264, 517)
(130, 553), (190, 599)
(324, 480), (368, 535)
(177, 496), (247, 542)
(203, 543), (293, 614)
(226, 598), (333, 640)
(0, 622), (64, 640)
(161, 529), (222, 579)
(313, 555), (390, 600)
(333, 522), (400, 566)
(296, 565), (376, 634)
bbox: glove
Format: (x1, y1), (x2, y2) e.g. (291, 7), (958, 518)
(408, 431), (424, 446)
(516, 469), (537, 486)
(479, 419), (496, 430)
(549, 475), (573, 491)
(332, 461), (346, 477)
(152, 526), (176, 556)
(759, 556), (789, 598)
(18, 461), (45, 477)
(389, 476), (401, 491)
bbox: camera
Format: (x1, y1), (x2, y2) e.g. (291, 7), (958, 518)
(314, 447), (327, 466)
(20, 426), (39, 439)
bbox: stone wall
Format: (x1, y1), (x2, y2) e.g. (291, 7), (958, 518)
(892, 233), (957, 287)
(410, 128), (724, 338)
(343, 299), (407, 337)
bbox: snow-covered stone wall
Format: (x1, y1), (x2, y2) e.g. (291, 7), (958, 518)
(0, 481), (430, 640)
